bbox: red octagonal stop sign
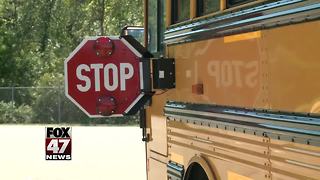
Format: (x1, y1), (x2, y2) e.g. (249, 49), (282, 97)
(64, 36), (151, 117)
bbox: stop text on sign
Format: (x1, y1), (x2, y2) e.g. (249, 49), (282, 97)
(65, 36), (148, 117)
(76, 63), (134, 92)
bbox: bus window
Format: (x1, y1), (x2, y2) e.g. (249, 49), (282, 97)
(196, 0), (220, 17)
(227, 0), (254, 7)
(171, 0), (190, 24)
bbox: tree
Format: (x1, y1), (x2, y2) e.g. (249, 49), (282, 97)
(0, 0), (144, 124)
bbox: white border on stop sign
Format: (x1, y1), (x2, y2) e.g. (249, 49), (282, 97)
(64, 36), (144, 118)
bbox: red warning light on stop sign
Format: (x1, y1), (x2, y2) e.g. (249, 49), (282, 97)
(64, 36), (147, 117)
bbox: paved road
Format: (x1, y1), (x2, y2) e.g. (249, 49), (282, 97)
(0, 125), (146, 180)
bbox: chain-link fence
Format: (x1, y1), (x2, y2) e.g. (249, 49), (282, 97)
(0, 87), (138, 125)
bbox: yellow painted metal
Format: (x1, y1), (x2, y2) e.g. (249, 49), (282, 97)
(166, 0), (171, 27)
(165, 21), (320, 113)
(269, 138), (320, 179)
(147, 21), (320, 179)
(148, 158), (167, 180)
(145, 1), (320, 180)
(190, 0), (196, 19)
(224, 31), (261, 43)
(167, 120), (270, 179)
(264, 21), (320, 113)
(167, 119), (320, 179)
(146, 95), (168, 156)
(228, 171), (253, 180)
(220, 0), (226, 11)
(167, 31), (263, 108)
(170, 152), (184, 165)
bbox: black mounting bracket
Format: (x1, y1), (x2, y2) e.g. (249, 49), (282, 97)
(152, 58), (175, 89)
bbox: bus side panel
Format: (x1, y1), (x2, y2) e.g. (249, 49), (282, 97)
(167, 120), (320, 180)
(167, 20), (320, 114)
(264, 21), (320, 113)
(147, 93), (169, 155)
(167, 30), (265, 109)
(269, 139), (320, 180)
(147, 8), (320, 180)
(167, 121), (270, 180)
(147, 158), (167, 180)
(146, 94), (170, 180)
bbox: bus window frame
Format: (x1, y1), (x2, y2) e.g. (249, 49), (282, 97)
(196, 0), (221, 17)
(168, 0), (269, 27)
(171, 0), (191, 24)
(165, 0), (305, 45)
(226, 0), (255, 8)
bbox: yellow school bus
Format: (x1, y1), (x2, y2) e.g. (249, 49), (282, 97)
(142, 0), (320, 179)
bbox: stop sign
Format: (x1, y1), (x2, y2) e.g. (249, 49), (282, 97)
(64, 36), (151, 117)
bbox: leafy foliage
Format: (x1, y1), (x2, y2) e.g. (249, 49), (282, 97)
(0, 0), (143, 124)
(0, 101), (33, 124)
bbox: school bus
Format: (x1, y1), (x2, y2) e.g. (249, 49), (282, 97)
(140, 0), (320, 179)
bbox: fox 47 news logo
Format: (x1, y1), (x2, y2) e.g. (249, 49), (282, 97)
(45, 127), (72, 160)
